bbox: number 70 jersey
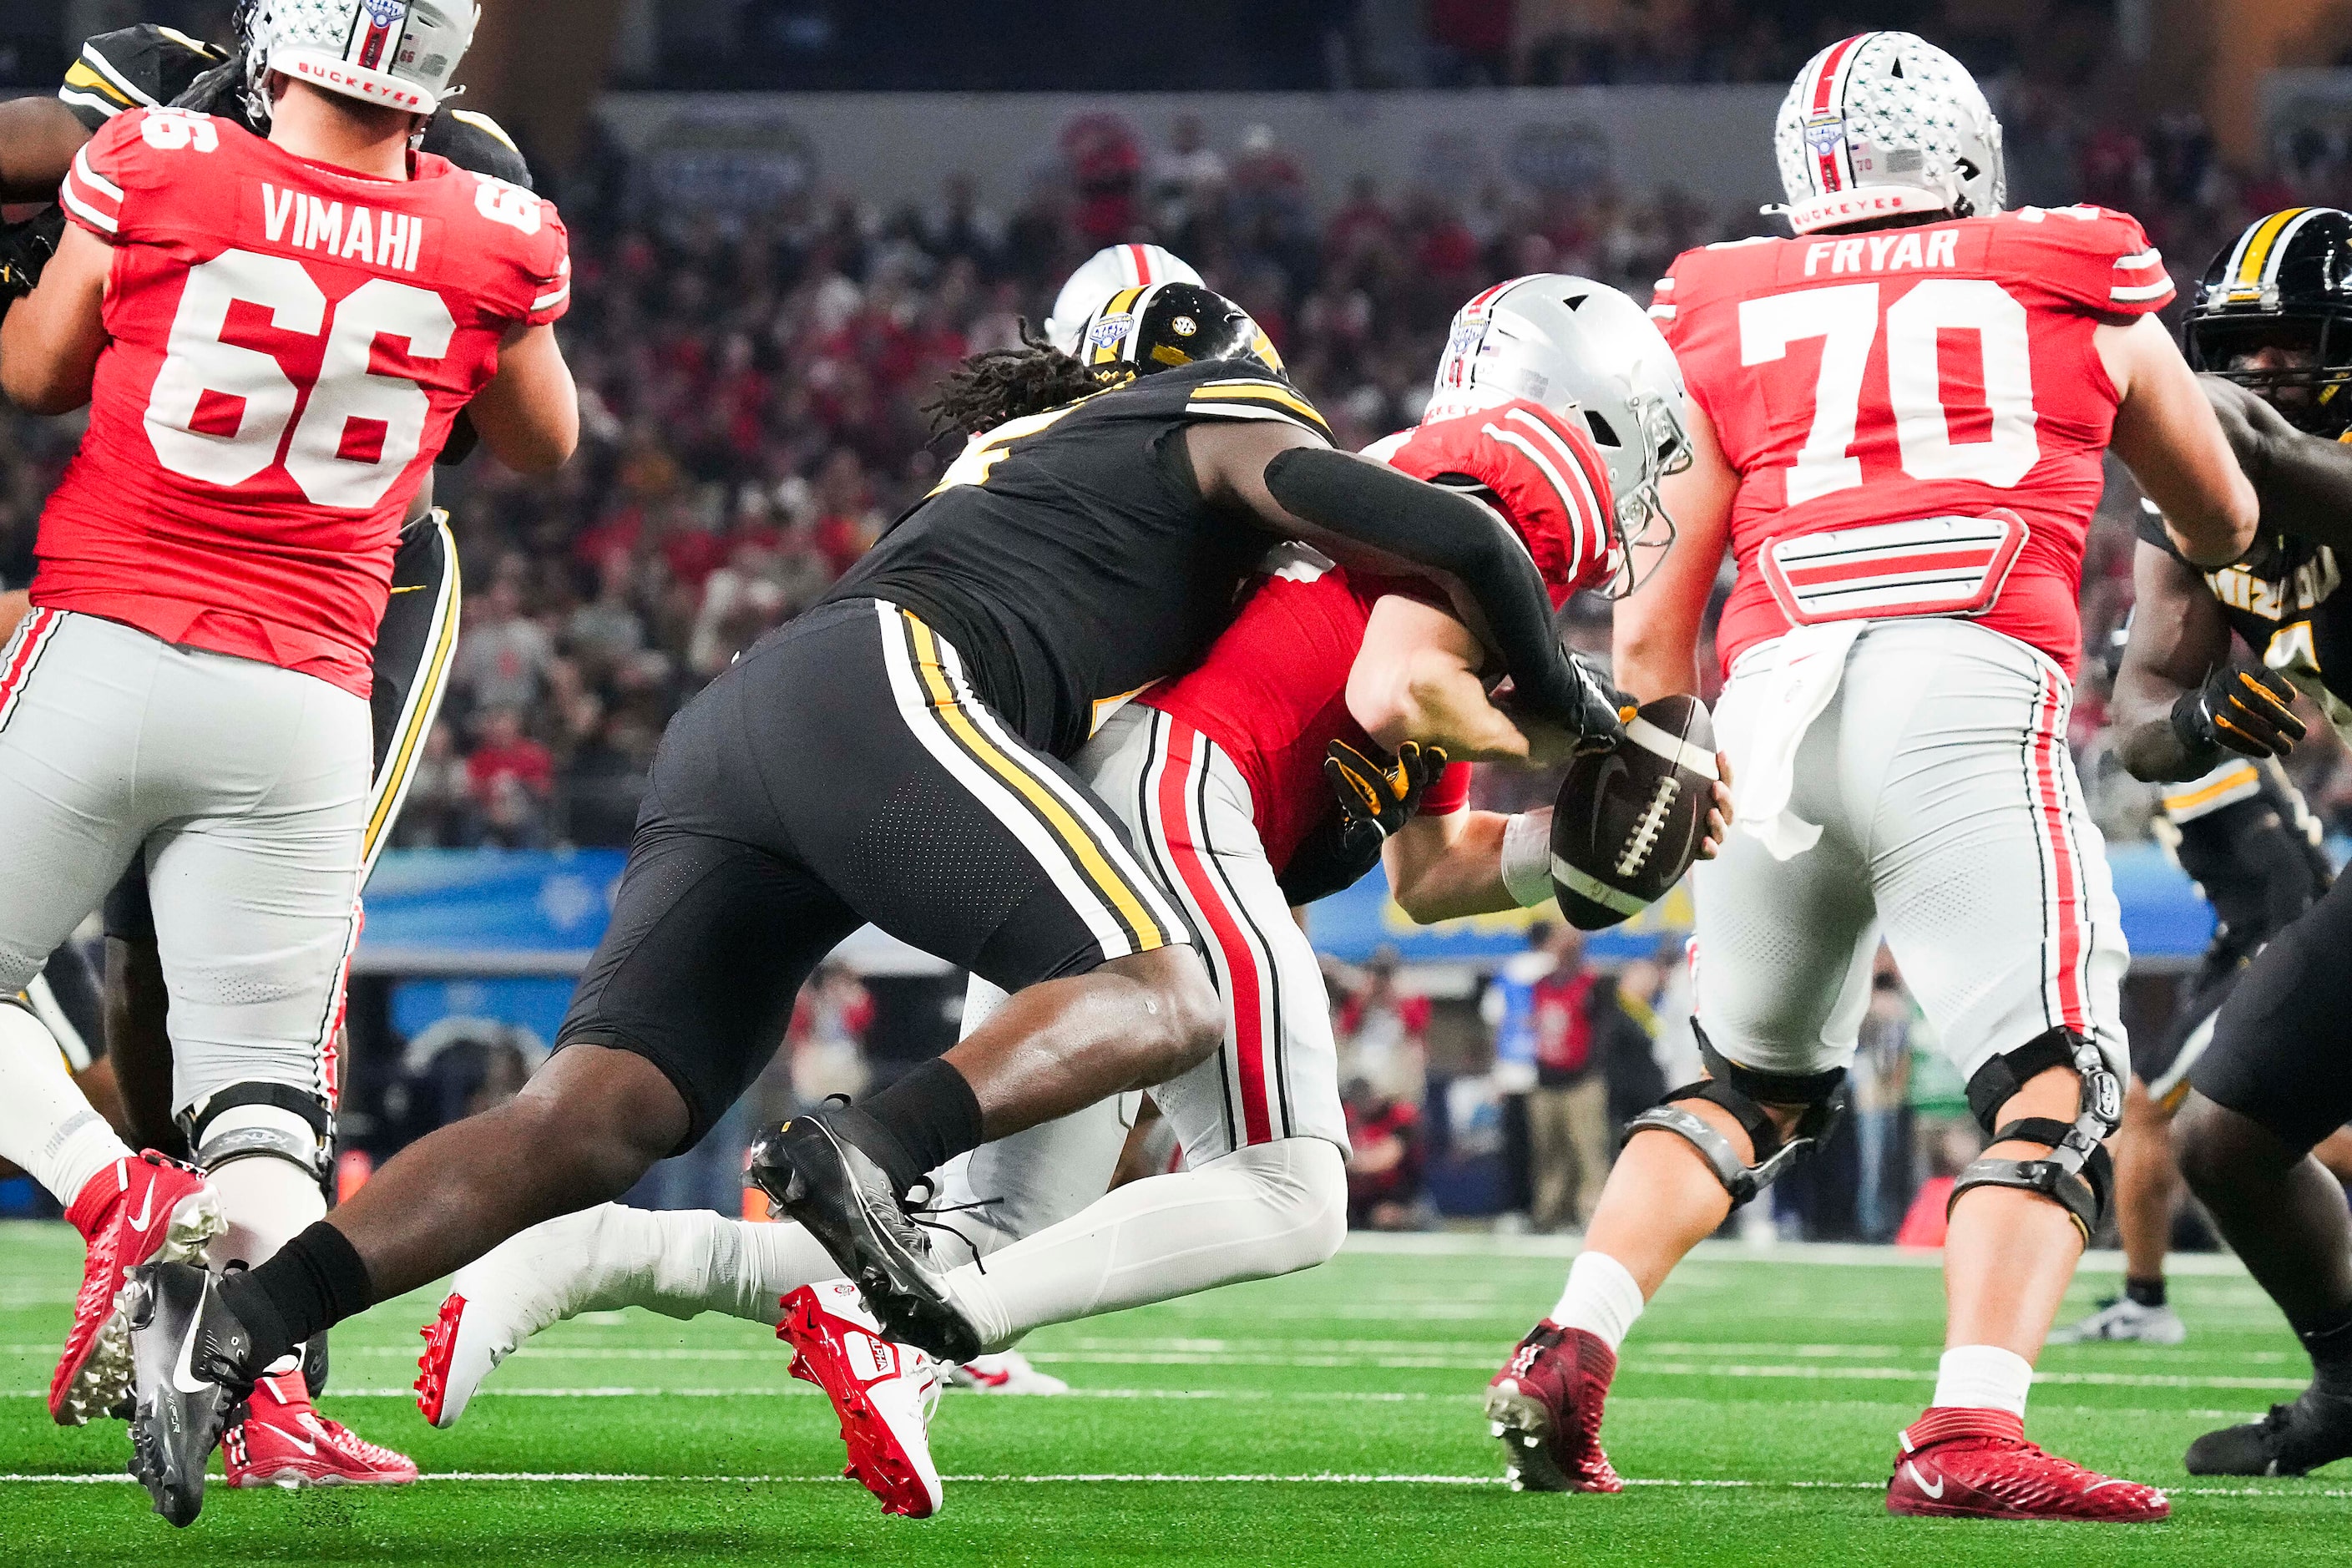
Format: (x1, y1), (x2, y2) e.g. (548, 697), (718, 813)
(34, 106), (569, 701)
(1653, 205), (2171, 678)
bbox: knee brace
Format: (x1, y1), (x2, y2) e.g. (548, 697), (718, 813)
(1948, 1027), (2120, 1243)
(1622, 1028), (1848, 1207)
(181, 1082), (333, 1186)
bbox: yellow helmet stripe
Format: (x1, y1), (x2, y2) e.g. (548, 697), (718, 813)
(2230, 207), (2314, 297)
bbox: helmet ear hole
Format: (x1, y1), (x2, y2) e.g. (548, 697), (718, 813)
(1585, 409), (1622, 448)
(1565, 293), (1590, 311)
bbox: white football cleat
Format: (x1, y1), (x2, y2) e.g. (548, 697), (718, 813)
(2050, 1294), (2187, 1346)
(946, 1350), (1068, 1394)
(415, 1204), (669, 1427)
(779, 1280), (945, 1518)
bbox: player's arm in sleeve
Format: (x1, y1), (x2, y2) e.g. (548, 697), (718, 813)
(463, 205), (578, 473)
(2200, 373), (2352, 552)
(1186, 416), (1622, 742)
(2109, 532), (2299, 781)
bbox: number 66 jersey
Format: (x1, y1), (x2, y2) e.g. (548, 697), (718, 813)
(33, 105), (569, 700)
(1653, 205), (2169, 680)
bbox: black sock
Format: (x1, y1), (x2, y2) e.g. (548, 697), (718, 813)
(2294, 1299), (2352, 1393)
(839, 1058), (984, 1196)
(2124, 1275), (2167, 1309)
(219, 1221), (376, 1371)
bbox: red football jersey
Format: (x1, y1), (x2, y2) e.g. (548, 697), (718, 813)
(1654, 205), (2172, 677)
(34, 107), (571, 697)
(1141, 402), (1617, 872)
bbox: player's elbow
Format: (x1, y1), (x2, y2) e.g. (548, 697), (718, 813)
(481, 399), (579, 473)
(1345, 648), (1432, 752)
(2169, 470), (2260, 568)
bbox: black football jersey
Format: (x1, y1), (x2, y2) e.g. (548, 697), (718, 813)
(2139, 499), (2352, 746)
(829, 361), (1333, 756)
(60, 24), (533, 190)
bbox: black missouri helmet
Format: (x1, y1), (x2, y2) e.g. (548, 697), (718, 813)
(1075, 281), (1284, 382)
(2188, 206), (2352, 438)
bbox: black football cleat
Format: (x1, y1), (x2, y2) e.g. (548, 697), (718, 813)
(2185, 1384), (2352, 1476)
(124, 1260), (256, 1526)
(747, 1115), (983, 1363)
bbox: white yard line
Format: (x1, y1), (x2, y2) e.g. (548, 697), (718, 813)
(3, 1469), (2341, 1496)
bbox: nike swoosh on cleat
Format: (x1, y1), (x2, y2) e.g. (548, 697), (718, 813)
(280, 1432), (319, 1457)
(1905, 1463), (1944, 1499)
(169, 1306), (212, 1397)
(126, 1184), (157, 1234)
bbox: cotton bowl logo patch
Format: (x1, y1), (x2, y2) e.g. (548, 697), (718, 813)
(1087, 313), (1132, 349)
(1803, 115), (1845, 157)
(360, 0), (408, 25)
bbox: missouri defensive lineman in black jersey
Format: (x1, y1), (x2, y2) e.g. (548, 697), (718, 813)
(149, 285), (1628, 1428)
(2111, 206), (2352, 1474)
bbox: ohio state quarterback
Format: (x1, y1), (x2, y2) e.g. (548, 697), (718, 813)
(1485, 32), (2256, 1521)
(0, 0), (576, 1524)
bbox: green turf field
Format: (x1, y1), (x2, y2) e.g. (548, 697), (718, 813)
(2, 1222), (2344, 1565)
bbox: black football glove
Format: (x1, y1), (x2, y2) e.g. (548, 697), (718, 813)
(2172, 663), (2307, 762)
(0, 206), (64, 310)
(1276, 740), (1450, 906)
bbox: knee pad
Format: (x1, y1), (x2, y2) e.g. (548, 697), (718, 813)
(1623, 1026), (1848, 1207)
(1949, 1027), (2120, 1243)
(182, 1082), (333, 1186)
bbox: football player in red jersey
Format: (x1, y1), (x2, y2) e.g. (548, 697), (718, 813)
(0, 6), (534, 1461)
(407, 276), (1713, 1517)
(0, 0), (576, 1522)
(1481, 33), (2258, 1520)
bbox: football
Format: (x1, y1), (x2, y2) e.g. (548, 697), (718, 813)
(1549, 693), (1719, 930)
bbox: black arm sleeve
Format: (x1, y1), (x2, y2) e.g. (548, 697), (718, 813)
(1276, 815), (1383, 907)
(1262, 446), (1586, 721)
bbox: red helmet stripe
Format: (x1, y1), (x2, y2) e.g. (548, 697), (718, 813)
(1125, 243), (1152, 285)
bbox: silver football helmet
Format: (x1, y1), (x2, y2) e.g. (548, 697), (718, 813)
(238, 0), (478, 122)
(1424, 275), (1690, 595)
(1772, 31), (2005, 236)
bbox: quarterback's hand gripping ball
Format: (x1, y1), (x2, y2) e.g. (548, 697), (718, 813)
(1549, 694), (1718, 930)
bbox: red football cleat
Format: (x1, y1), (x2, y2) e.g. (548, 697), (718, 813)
(778, 1281), (944, 1519)
(222, 1368), (418, 1490)
(52, 1151), (224, 1425)
(1484, 1322), (1624, 1493)
(1887, 1407), (2168, 1521)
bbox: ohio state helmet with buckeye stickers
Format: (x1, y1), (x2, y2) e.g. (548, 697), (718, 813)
(237, 0), (478, 121)
(1773, 31), (2005, 236)
(1425, 275), (1688, 594)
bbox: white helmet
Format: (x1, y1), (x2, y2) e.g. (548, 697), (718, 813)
(1043, 244), (1202, 356)
(1425, 275), (1690, 594)
(239, 0), (478, 120)
(1773, 32), (2004, 236)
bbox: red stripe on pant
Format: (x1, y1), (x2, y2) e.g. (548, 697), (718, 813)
(0, 606), (57, 725)
(1152, 719), (1274, 1146)
(2029, 671), (2086, 1029)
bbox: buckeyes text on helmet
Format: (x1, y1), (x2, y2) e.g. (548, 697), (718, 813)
(237, 0), (479, 123)
(1424, 274), (1690, 593)
(1772, 31), (2006, 237)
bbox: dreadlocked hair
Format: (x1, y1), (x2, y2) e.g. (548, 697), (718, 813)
(925, 321), (1126, 438)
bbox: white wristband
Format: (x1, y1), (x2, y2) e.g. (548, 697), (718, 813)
(1499, 809), (1555, 908)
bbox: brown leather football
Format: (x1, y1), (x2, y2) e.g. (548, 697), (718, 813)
(1549, 694), (1718, 930)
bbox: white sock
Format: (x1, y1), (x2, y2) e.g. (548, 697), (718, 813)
(1931, 1343), (2033, 1416)
(203, 1109), (329, 1270)
(0, 1002), (132, 1205)
(643, 1208), (845, 1326)
(1548, 1251), (1646, 1351)
(945, 1138), (1348, 1353)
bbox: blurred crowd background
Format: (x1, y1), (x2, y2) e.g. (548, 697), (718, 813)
(2, 0), (2343, 1243)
